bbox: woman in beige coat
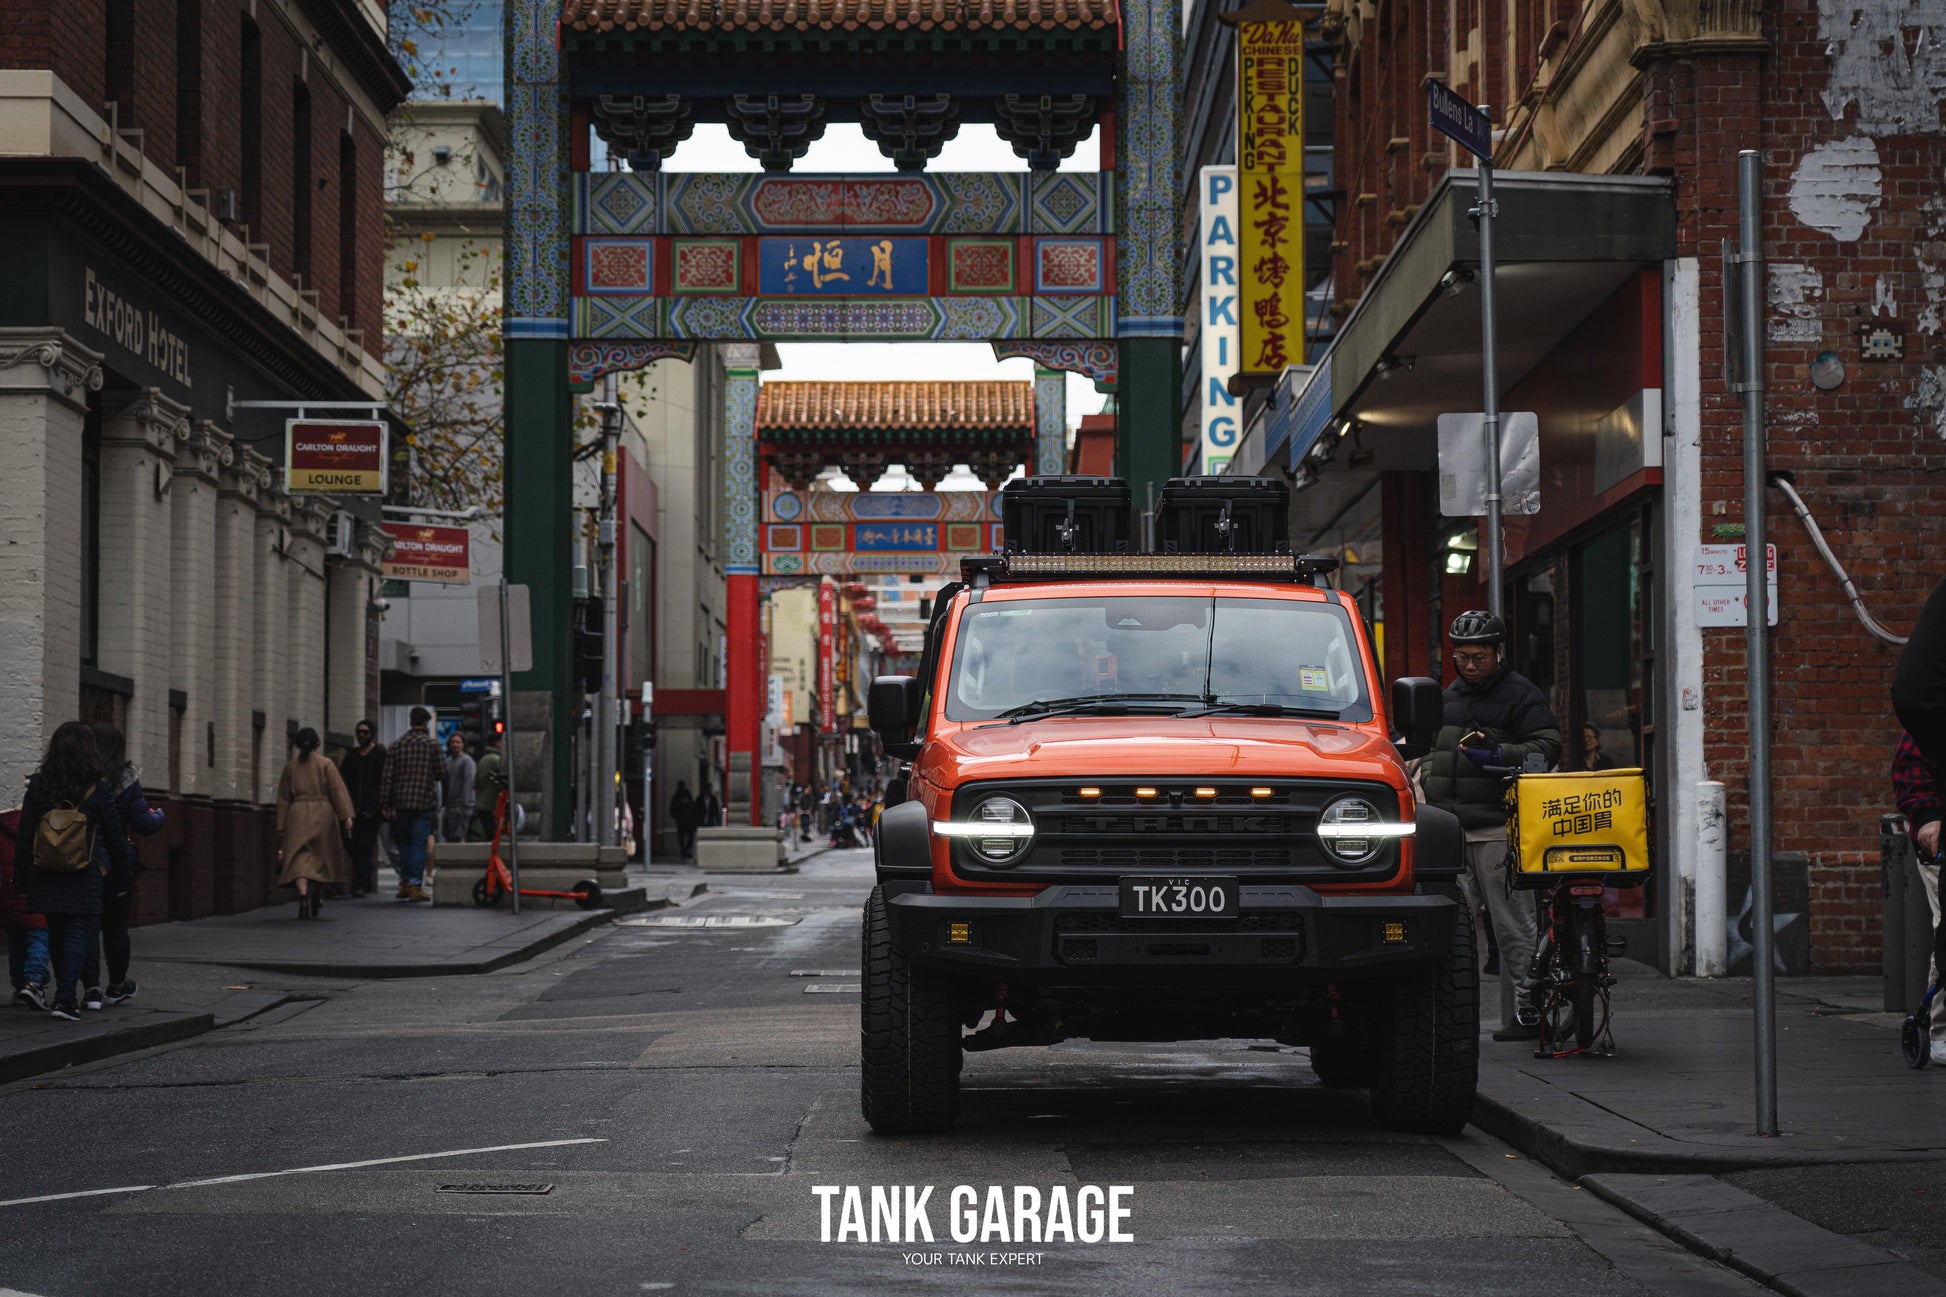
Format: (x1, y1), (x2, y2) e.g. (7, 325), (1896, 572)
(276, 728), (355, 919)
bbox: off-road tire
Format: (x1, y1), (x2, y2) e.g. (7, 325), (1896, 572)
(860, 886), (962, 1133)
(1368, 900), (1479, 1135)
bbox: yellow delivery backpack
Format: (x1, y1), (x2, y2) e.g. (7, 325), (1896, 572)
(1505, 768), (1651, 889)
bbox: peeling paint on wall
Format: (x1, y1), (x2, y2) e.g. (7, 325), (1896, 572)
(1819, 0), (1946, 136)
(1904, 365), (1946, 439)
(1917, 258), (1945, 335)
(1874, 276), (1897, 316)
(1788, 136), (1882, 240)
(1767, 263), (1825, 343)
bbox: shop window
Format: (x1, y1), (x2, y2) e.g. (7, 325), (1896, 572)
(175, 0), (202, 183)
(105, 1), (135, 130)
(292, 82), (312, 281)
(339, 132), (359, 332)
(240, 19), (262, 236)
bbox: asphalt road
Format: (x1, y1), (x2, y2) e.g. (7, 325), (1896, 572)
(0, 849), (1766, 1296)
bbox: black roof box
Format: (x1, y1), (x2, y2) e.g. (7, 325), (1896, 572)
(1155, 476), (1291, 554)
(1000, 475), (1132, 555)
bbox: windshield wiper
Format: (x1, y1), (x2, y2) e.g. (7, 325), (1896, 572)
(995, 694), (1202, 724)
(1175, 701), (1343, 720)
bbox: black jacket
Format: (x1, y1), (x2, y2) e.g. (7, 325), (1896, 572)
(1423, 665), (1564, 830)
(18, 773), (131, 917)
(339, 743), (387, 817)
(1895, 577), (1946, 770)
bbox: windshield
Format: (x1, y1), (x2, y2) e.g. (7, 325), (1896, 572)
(944, 595), (1373, 722)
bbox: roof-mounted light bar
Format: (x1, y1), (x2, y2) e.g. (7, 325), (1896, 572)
(962, 552), (1341, 586)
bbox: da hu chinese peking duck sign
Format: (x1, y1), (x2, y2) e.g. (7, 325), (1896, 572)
(1237, 20), (1306, 379)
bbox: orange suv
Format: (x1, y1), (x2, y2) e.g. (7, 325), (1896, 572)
(860, 476), (1475, 1136)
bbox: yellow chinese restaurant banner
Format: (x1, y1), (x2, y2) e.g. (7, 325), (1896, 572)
(1237, 20), (1306, 378)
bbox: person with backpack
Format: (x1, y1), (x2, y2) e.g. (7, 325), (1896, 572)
(1, 808), (50, 1010)
(277, 728), (356, 918)
(82, 723), (163, 1008)
(17, 722), (131, 1020)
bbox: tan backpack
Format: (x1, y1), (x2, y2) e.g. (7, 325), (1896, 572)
(34, 783), (100, 873)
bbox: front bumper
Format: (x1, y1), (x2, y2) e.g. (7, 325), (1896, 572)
(885, 883), (1455, 984)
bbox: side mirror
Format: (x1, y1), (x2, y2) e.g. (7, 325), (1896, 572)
(1390, 676), (1444, 756)
(868, 674), (924, 736)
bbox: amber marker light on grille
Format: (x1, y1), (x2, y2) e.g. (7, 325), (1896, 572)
(1078, 786), (1101, 799)
(948, 922), (972, 944)
(1194, 787), (1217, 799)
(1135, 787), (1158, 799)
(1251, 787), (1273, 799)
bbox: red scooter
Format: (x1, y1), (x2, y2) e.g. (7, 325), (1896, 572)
(472, 787), (603, 910)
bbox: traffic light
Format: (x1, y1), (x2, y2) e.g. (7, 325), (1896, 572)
(486, 696), (505, 740)
(573, 602), (603, 693)
(459, 700), (485, 751)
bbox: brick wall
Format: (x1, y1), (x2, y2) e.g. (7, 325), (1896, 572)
(0, 0), (392, 360)
(1327, 0), (1946, 973)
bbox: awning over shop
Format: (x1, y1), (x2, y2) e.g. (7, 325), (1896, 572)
(1242, 169), (1676, 533)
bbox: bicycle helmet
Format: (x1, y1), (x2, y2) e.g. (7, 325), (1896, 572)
(1449, 610), (1506, 645)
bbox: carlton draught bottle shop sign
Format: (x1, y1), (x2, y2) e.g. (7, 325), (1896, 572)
(285, 420), (387, 494)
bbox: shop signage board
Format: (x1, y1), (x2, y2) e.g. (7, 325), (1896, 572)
(286, 420), (387, 494)
(381, 523), (471, 583)
(1237, 20), (1306, 380)
(1436, 411), (1541, 516)
(1199, 166), (1241, 473)
(817, 581), (836, 733)
(1694, 543), (1778, 627)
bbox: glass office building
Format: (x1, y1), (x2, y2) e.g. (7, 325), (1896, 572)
(415, 2), (502, 104)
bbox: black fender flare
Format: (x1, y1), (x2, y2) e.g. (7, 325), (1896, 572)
(874, 799), (931, 883)
(1413, 802), (1464, 881)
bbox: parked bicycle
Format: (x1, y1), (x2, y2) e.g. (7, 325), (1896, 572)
(1487, 762), (1652, 1058)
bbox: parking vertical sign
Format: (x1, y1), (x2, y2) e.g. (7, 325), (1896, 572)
(1200, 166), (1240, 474)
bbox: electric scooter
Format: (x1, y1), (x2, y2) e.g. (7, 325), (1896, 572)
(472, 786), (603, 911)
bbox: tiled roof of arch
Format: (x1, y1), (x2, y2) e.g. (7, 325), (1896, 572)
(757, 381), (1034, 436)
(561, 0), (1115, 35)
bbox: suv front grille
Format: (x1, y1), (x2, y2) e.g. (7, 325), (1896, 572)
(1060, 846), (1291, 870)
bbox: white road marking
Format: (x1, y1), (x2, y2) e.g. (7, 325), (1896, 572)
(0, 1138), (608, 1208)
(621, 915), (799, 928)
(788, 969), (857, 977)
(801, 984), (861, 994)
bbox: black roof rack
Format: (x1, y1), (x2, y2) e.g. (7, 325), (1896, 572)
(961, 551), (1340, 588)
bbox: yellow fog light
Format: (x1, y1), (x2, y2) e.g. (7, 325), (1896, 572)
(1380, 921), (1407, 944)
(948, 922), (972, 944)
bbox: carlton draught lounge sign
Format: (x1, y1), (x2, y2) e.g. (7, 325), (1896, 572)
(381, 523), (471, 584)
(285, 420), (387, 494)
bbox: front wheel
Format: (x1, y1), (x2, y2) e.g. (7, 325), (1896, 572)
(1369, 901), (1480, 1135)
(860, 886), (963, 1133)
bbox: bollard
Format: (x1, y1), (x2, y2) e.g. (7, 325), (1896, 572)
(1883, 813), (1909, 1012)
(1697, 782), (1729, 976)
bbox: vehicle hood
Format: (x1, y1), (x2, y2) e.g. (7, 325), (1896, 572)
(920, 716), (1406, 787)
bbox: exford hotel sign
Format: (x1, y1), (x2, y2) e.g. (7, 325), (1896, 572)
(82, 266), (193, 388)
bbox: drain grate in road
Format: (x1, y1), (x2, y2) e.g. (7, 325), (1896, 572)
(619, 915), (800, 928)
(435, 1183), (554, 1195)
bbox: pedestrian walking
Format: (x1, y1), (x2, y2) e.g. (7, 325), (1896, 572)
(338, 720), (386, 897)
(1, 808), (50, 1011)
(440, 731), (476, 844)
(1421, 610), (1563, 1042)
(1893, 729), (1945, 1066)
(83, 723), (162, 1007)
(669, 780), (697, 860)
(469, 734), (503, 842)
(697, 782), (723, 830)
(380, 707), (444, 902)
(1895, 576), (1946, 768)
(17, 722), (131, 1021)
(797, 782), (815, 842)
(276, 728), (355, 919)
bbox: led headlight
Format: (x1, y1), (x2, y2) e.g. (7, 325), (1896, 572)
(933, 796), (1035, 866)
(1316, 796), (1413, 864)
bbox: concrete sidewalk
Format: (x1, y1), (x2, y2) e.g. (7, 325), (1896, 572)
(1472, 960), (1946, 1295)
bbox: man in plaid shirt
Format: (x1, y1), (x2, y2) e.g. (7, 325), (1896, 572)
(1893, 729), (1943, 1064)
(381, 707), (445, 902)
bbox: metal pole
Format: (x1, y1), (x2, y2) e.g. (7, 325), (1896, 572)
(500, 578), (521, 914)
(1474, 143), (1504, 623)
(1737, 148), (1776, 1136)
(598, 375), (621, 848)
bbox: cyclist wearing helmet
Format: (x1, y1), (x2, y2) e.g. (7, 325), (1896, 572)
(1424, 609), (1563, 1041)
